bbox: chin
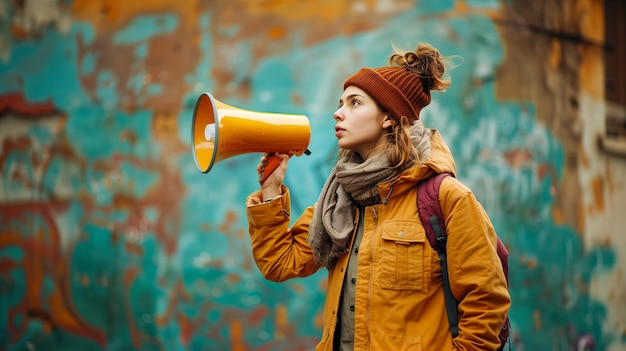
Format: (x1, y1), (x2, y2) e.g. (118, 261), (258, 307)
(337, 140), (353, 149)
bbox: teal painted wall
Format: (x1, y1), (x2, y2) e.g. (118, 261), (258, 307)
(0, 0), (622, 350)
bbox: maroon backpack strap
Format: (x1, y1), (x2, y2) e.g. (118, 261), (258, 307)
(417, 172), (459, 338)
(417, 172), (451, 251)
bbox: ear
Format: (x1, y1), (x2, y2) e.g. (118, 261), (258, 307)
(382, 115), (395, 129)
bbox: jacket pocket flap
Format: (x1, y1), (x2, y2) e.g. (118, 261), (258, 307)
(381, 220), (425, 243)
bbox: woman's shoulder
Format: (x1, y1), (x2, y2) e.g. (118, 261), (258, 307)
(434, 174), (493, 225)
(438, 174), (474, 201)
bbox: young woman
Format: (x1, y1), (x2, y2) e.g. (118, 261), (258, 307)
(246, 43), (511, 351)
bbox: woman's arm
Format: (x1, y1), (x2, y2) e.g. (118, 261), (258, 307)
(440, 178), (511, 351)
(247, 186), (321, 282)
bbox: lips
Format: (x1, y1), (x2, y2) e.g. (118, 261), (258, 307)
(335, 126), (345, 137)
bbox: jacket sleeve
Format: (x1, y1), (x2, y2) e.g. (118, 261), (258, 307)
(246, 185), (321, 282)
(440, 178), (511, 351)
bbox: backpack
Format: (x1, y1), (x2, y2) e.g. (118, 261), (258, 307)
(417, 172), (511, 351)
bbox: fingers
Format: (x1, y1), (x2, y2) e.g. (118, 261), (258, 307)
(258, 152), (275, 173)
(258, 153), (290, 187)
(258, 153), (286, 177)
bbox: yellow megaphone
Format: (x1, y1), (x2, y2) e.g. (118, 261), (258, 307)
(191, 92), (311, 183)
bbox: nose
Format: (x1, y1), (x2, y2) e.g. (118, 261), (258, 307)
(333, 107), (344, 121)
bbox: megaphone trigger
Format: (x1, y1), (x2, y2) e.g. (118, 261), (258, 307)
(259, 153), (292, 184)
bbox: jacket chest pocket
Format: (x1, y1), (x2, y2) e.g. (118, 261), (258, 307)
(379, 220), (428, 291)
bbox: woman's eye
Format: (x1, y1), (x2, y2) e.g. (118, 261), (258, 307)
(351, 99), (360, 106)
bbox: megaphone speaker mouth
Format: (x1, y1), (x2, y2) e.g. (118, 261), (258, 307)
(191, 93), (218, 173)
(191, 92), (311, 175)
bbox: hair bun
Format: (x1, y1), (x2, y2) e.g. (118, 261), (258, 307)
(389, 43), (451, 92)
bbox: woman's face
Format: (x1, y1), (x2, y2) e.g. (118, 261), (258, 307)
(333, 86), (394, 159)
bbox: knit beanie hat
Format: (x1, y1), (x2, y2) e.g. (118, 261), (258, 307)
(343, 66), (431, 122)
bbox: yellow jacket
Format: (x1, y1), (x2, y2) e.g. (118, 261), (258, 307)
(246, 130), (511, 351)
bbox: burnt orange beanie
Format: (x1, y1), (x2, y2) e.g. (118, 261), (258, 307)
(343, 66), (431, 122)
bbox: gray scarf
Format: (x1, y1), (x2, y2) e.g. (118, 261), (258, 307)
(308, 120), (433, 268)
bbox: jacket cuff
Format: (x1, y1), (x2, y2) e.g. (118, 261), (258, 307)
(246, 185), (290, 227)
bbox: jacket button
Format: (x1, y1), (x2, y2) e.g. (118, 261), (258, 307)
(351, 278), (356, 284)
(354, 247), (359, 254)
(349, 305), (355, 312)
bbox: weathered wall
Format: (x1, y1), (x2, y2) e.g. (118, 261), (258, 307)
(0, 0), (624, 350)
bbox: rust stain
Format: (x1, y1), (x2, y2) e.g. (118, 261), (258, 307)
(0, 92), (58, 116)
(275, 303), (287, 339)
(291, 91), (304, 106)
(503, 148), (533, 169)
(110, 230), (120, 244)
(549, 38), (561, 68)
(268, 26), (286, 40)
(578, 44), (604, 99)
(230, 319), (244, 351)
(123, 240), (145, 256)
(119, 129), (138, 146)
(519, 255), (538, 269)
(579, 142), (590, 169)
(122, 267), (143, 348)
(249, 305), (270, 326)
(10, 23), (30, 39)
(590, 176), (605, 212)
(71, 0), (193, 30)
(314, 311), (323, 329)
(290, 282), (304, 294)
(454, 0), (503, 20)
(227, 273), (241, 283)
(243, 0), (379, 21)
(219, 210), (239, 234)
(178, 313), (193, 347)
(577, 200), (586, 232)
(533, 309), (542, 330)
(552, 205), (565, 224)
(112, 192), (137, 210)
(318, 277), (328, 291)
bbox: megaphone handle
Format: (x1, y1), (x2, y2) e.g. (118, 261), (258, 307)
(259, 153), (292, 184)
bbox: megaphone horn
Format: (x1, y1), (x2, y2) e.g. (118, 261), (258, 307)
(192, 92), (311, 183)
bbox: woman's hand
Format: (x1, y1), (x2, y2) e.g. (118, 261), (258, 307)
(257, 153), (289, 201)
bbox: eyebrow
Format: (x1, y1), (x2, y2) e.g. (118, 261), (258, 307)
(339, 93), (364, 105)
